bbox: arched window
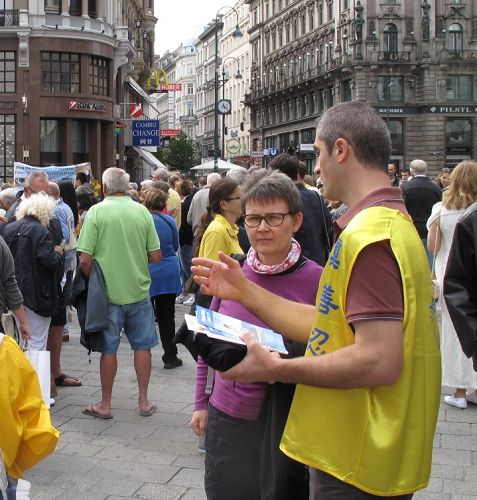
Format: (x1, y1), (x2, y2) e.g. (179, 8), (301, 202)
(383, 23), (398, 54)
(448, 23), (463, 53)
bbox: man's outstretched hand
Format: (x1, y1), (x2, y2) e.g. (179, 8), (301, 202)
(191, 252), (248, 302)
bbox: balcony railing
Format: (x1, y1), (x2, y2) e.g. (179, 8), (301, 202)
(0, 10), (19, 27)
(441, 49), (477, 62)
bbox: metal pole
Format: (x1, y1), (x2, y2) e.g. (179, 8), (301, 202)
(221, 69), (226, 163)
(213, 19), (220, 172)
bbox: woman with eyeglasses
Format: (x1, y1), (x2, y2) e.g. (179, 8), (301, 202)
(191, 170), (323, 500)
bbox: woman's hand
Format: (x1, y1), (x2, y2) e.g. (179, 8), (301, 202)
(54, 245), (64, 256)
(190, 409), (208, 436)
(191, 252), (248, 302)
(19, 320), (31, 340)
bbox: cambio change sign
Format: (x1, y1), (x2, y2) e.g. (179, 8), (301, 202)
(132, 120), (160, 147)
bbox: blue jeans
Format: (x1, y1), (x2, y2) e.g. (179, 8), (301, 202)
(179, 244), (193, 289)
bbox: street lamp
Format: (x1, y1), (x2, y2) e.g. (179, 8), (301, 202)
(221, 56), (242, 161)
(214, 6), (243, 171)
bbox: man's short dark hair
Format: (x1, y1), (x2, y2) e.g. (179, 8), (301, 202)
(268, 153), (299, 181)
(76, 172), (89, 184)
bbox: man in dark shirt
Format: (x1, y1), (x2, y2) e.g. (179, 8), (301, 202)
(401, 159), (442, 246)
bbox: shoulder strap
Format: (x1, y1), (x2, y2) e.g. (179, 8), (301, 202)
(314, 190), (332, 253)
(154, 213), (176, 235)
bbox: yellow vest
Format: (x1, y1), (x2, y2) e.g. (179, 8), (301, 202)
(280, 206), (441, 496)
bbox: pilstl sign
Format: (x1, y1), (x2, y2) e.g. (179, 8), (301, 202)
(146, 68), (182, 92)
(69, 101), (106, 112)
(160, 129), (181, 137)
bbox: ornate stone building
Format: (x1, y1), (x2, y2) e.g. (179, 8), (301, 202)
(245, 0), (477, 172)
(0, 0), (156, 181)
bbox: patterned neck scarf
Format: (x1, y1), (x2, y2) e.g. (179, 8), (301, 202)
(247, 238), (301, 275)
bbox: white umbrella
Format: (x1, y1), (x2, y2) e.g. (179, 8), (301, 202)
(190, 159), (236, 171)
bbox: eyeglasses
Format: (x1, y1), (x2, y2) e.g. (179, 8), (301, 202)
(243, 213), (291, 228)
(225, 196), (241, 201)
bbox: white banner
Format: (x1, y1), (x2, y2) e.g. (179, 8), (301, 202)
(13, 162), (89, 187)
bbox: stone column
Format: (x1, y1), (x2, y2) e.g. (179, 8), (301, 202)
(96, 0), (102, 21)
(61, 0), (70, 16)
(81, 0), (89, 18)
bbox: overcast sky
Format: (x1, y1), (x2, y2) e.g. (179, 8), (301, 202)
(154, 0), (232, 56)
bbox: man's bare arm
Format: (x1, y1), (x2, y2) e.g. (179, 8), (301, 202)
(148, 249), (162, 263)
(192, 252), (314, 343)
(79, 252), (93, 278)
(223, 319), (404, 388)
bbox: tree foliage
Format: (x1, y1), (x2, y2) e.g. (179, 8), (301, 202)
(155, 134), (200, 172)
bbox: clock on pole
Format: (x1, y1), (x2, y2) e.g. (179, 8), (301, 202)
(217, 99), (232, 114)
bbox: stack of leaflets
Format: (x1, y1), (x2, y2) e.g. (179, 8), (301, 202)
(185, 306), (288, 355)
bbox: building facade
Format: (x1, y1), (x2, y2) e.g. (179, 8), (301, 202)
(155, 40), (199, 143)
(245, 0), (477, 173)
(0, 0), (156, 182)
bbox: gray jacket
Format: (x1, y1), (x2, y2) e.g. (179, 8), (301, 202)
(0, 236), (23, 314)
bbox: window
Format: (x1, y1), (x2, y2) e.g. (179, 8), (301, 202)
(0, 51), (15, 93)
(377, 76), (404, 102)
(90, 56), (109, 96)
(187, 83), (194, 95)
(448, 23), (463, 53)
(0, 114), (15, 182)
(41, 52), (80, 93)
(447, 75), (472, 101)
(40, 119), (65, 165)
(384, 23), (398, 54)
(388, 120), (403, 155)
(318, 1), (323, 25)
(342, 80), (352, 101)
(73, 120), (89, 164)
(328, 0), (333, 20)
(446, 118), (472, 155)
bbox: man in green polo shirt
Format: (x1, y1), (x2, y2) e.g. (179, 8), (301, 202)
(78, 167), (161, 419)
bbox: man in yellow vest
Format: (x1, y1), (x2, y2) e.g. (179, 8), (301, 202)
(192, 101), (441, 499)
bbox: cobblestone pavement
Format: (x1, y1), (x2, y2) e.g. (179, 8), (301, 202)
(25, 305), (477, 499)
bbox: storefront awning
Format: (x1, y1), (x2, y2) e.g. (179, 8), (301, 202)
(125, 76), (155, 104)
(133, 147), (167, 169)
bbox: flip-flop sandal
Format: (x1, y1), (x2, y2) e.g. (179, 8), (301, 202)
(55, 374), (82, 387)
(83, 405), (113, 419)
(139, 404), (157, 417)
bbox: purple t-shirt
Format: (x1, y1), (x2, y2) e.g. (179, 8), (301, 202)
(195, 257), (323, 420)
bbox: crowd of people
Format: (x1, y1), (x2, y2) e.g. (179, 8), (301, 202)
(2, 101), (477, 499)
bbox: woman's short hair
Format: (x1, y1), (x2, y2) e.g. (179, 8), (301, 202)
(16, 193), (56, 226)
(141, 188), (168, 211)
(241, 169), (303, 214)
(443, 160), (477, 210)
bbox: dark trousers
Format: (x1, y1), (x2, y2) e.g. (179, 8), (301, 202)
(204, 405), (261, 500)
(309, 469), (414, 500)
(151, 293), (177, 363)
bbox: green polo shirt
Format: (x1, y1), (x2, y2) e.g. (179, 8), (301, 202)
(77, 195), (160, 305)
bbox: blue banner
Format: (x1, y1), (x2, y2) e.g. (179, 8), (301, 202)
(132, 120), (160, 147)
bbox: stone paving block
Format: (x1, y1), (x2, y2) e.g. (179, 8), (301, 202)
(426, 477), (444, 492)
(149, 425), (197, 443)
(57, 416), (115, 434)
(168, 468), (204, 488)
(95, 445), (142, 461)
(48, 474), (102, 492)
(31, 452), (99, 475)
(58, 441), (104, 457)
(29, 484), (64, 499)
(172, 455), (206, 469)
(88, 459), (179, 484)
(445, 408), (477, 423)
(414, 493), (451, 500)
(180, 487), (208, 499)
(132, 449), (176, 466)
(101, 421), (158, 438)
(432, 449), (472, 466)
(431, 464), (465, 480)
(465, 464), (477, 477)
(54, 491), (107, 500)
(90, 477), (144, 496)
(135, 482), (187, 499)
(442, 435), (477, 452)
(453, 496), (477, 500)
(436, 422), (472, 436)
(55, 430), (95, 444)
(155, 411), (190, 427)
(88, 435), (135, 447)
(129, 437), (198, 456)
(434, 433), (442, 448)
(443, 479), (477, 495)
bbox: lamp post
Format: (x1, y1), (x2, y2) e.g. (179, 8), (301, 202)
(213, 6), (243, 172)
(221, 56), (242, 162)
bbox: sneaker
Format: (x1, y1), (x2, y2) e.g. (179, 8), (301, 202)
(183, 294), (195, 306)
(466, 391), (477, 405)
(164, 357), (183, 369)
(175, 293), (187, 304)
(444, 395), (467, 409)
(49, 397), (56, 407)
